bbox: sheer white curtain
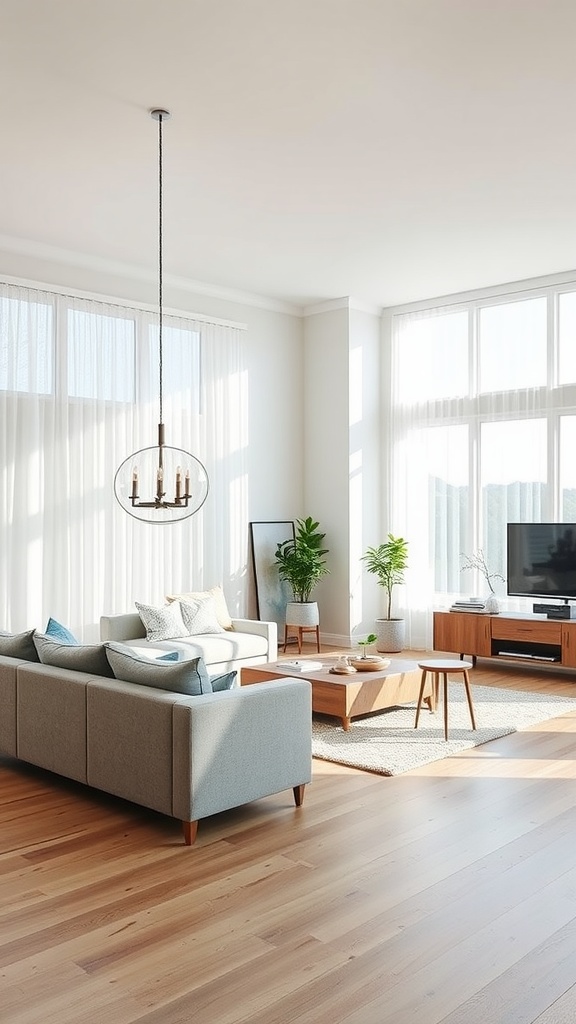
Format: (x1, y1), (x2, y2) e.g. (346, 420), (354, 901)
(386, 286), (575, 649)
(0, 282), (246, 640)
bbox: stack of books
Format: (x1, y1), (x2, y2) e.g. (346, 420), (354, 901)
(280, 660), (324, 672)
(449, 598), (488, 613)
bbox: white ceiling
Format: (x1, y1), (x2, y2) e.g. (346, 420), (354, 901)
(3, 0), (576, 311)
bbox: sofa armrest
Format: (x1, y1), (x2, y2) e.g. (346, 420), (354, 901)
(172, 676), (311, 823)
(231, 618), (277, 660)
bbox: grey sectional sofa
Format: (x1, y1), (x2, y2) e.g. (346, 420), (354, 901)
(0, 652), (312, 845)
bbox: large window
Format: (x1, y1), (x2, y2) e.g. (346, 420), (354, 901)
(67, 308), (136, 402)
(390, 281), (576, 642)
(0, 281), (244, 638)
(0, 293), (54, 394)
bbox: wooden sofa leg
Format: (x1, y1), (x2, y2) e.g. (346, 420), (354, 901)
(293, 784), (306, 807)
(182, 820), (199, 846)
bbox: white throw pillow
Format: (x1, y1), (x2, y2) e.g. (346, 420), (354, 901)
(166, 584), (233, 629)
(179, 595), (224, 635)
(135, 601), (189, 642)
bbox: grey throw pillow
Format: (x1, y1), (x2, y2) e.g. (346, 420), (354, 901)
(33, 633), (115, 677)
(105, 642), (212, 695)
(135, 600), (189, 642)
(0, 628), (40, 661)
(209, 670), (238, 691)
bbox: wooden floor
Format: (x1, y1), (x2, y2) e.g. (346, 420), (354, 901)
(3, 650), (576, 1023)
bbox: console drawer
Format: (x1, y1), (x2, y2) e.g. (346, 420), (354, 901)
(491, 619), (561, 644)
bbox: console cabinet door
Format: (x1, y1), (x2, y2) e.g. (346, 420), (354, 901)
(433, 612), (491, 657)
(561, 623), (576, 667)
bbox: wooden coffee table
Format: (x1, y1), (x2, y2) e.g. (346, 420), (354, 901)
(241, 657), (434, 730)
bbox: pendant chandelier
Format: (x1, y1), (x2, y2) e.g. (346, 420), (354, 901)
(114, 109), (209, 523)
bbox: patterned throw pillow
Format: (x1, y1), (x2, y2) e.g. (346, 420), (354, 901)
(45, 617), (78, 644)
(135, 601), (189, 642)
(166, 585), (233, 629)
(178, 596), (224, 636)
(0, 628), (40, 661)
(105, 643), (212, 695)
(33, 633), (115, 677)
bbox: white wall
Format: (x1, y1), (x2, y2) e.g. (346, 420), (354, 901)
(303, 306), (350, 641)
(303, 302), (381, 645)
(349, 306), (382, 638)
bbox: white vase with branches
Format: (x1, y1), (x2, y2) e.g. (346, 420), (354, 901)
(460, 549), (505, 613)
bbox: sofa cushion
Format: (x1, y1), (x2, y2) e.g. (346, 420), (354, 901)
(179, 595), (224, 636)
(45, 617), (78, 644)
(135, 601), (189, 642)
(0, 629), (40, 662)
(115, 630), (269, 668)
(210, 670), (238, 691)
(105, 642), (212, 695)
(166, 584), (233, 629)
(33, 633), (115, 677)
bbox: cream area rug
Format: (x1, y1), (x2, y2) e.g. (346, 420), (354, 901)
(311, 683), (576, 775)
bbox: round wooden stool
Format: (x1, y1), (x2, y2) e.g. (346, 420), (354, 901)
(415, 658), (476, 741)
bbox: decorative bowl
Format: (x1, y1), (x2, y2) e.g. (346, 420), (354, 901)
(349, 656), (391, 672)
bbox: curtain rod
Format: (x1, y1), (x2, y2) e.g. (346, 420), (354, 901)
(0, 273), (248, 331)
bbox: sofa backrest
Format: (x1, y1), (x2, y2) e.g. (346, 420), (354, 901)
(100, 612), (146, 642)
(16, 662), (92, 783)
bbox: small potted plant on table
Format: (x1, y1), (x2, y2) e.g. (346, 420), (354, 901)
(349, 631), (391, 671)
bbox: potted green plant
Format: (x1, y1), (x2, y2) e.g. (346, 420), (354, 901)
(274, 517), (330, 630)
(361, 534), (409, 652)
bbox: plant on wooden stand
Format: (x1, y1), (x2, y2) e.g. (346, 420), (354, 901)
(275, 517), (330, 632)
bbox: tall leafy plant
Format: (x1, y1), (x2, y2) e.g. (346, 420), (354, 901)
(362, 533), (409, 620)
(274, 516), (330, 602)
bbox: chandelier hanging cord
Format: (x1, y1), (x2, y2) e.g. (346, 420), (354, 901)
(113, 106), (209, 522)
(156, 108), (164, 429)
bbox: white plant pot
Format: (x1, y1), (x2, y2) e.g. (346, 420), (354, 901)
(375, 618), (405, 653)
(286, 601), (320, 627)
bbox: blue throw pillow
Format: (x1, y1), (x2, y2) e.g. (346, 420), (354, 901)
(209, 670), (238, 691)
(157, 651), (179, 661)
(45, 617), (78, 645)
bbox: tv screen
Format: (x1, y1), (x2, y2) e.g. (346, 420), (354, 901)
(507, 523), (576, 601)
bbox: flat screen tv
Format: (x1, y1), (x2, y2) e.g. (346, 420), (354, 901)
(507, 522), (576, 602)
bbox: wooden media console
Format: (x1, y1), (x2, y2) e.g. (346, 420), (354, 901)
(434, 610), (576, 668)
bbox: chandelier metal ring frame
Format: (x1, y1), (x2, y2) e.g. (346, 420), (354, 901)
(114, 108), (209, 524)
